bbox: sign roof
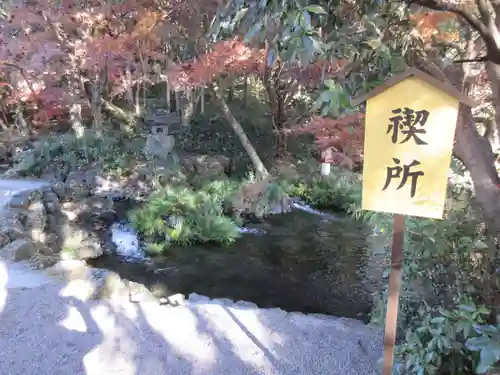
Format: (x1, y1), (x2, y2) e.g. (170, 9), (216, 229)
(351, 67), (477, 108)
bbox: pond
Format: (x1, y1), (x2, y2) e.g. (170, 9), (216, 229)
(88, 202), (382, 322)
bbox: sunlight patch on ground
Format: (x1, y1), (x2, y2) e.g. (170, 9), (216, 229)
(0, 261), (7, 313)
(59, 305), (88, 332)
(140, 302), (218, 367)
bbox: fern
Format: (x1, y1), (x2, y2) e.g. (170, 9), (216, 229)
(128, 182), (241, 254)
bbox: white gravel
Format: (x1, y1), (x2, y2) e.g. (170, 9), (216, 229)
(0, 261), (383, 375)
(0, 181), (383, 375)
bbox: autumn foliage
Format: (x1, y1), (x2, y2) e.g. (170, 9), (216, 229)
(0, 0), (361, 169)
(410, 10), (459, 42)
(294, 113), (365, 169)
(168, 38), (266, 90)
(0, 0), (222, 127)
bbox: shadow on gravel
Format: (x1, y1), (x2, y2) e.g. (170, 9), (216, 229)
(0, 276), (382, 375)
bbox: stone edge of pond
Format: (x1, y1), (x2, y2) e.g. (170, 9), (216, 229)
(185, 292), (381, 333)
(20, 259), (381, 335)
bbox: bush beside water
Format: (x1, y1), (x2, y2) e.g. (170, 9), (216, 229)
(128, 181), (242, 254)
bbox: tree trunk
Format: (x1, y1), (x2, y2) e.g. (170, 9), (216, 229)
(102, 100), (136, 133)
(212, 82), (269, 180)
(412, 54), (500, 236)
(453, 104), (500, 233)
(200, 87), (205, 114)
(486, 12), (500, 153)
(243, 75), (248, 107)
(14, 104), (29, 135)
(227, 83), (233, 102)
(486, 62), (500, 153)
(166, 82), (171, 109)
(175, 91), (181, 114)
(181, 89), (195, 126)
(69, 103), (85, 138)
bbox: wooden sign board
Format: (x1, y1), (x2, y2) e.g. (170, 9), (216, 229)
(351, 68), (476, 375)
(354, 68), (475, 219)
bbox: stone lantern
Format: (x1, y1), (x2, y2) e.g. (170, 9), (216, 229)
(144, 109), (180, 158)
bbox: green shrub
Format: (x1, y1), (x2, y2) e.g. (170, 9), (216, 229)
(280, 167), (361, 211)
(360, 188), (500, 374)
(397, 298), (500, 375)
(14, 131), (144, 179)
(128, 183), (241, 253)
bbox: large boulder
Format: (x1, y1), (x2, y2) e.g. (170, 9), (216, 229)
(0, 208), (25, 244)
(60, 196), (115, 223)
(0, 238), (36, 262)
(179, 154), (230, 179)
(58, 223), (106, 260)
(230, 178), (292, 218)
(60, 167), (102, 200)
(0, 183), (112, 268)
(0, 143), (9, 163)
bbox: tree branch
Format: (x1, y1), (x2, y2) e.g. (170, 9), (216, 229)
(476, 0), (493, 25)
(454, 55), (489, 63)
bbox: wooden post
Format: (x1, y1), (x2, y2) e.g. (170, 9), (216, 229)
(382, 213), (405, 375)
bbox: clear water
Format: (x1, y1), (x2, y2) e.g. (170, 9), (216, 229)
(109, 202), (329, 260)
(91, 202), (378, 321)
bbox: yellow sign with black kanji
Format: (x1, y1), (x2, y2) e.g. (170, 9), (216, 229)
(356, 69), (474, 219)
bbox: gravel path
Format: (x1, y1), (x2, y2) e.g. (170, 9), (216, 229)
(0, 180), (383, 375)
(0, 272), (383, 375)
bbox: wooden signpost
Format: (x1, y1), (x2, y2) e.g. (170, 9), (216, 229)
(351, 68), (476, 375)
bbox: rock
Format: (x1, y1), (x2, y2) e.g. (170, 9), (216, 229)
(179, 154), (229, 179)
(47, 261), (130, 301)
(161, 293), (186, 306)
(145, 134), (175, 158)
(9, 191), (32, 209)
(0, 143), (9, 162)
(230, 178), (292, 218)
(60, 207), (79, 222)
(42, 190), (60, 213)
(91, 176), (125, 199)
(61, 196), (114, 222)
(235, 300), (258, 309)
(60, 225), (104, 260)
(23, 200), (47, 243)
(63, 167), (102, 200)
(0, 231), (10, 247)
(82, 196), (115, 218)
(0, 209), (25, 242)
(128, 281), (158, 303)
(77, 235), (104, 259)
(27, 251), (59, 269)
(51, 182), (68, 201)
(89, 269), (128, 300)
(188, 292), (211, 303)
(0, 238), (36, 261)
(210, 298), (234, 306)
(25, 201), (46, 230)
(45, 259), (89, 280)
